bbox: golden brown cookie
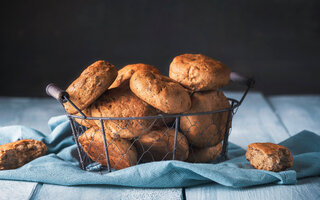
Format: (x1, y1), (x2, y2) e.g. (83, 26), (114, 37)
(109, 63), (161, 89)
(78, 127), (137, 170)
(130, 70), (191, 114)
(74, 107), (98, 129)
(246, 142), (293, 172)
(153, 114), (176, 128)
(135, 128), (189, 162)
(0, 139), (47, 170)
(90, 83), (159, 139)
(169, 54), (230, 91)
(180, 90), (230, 148)
(187, 143), (222, 163)
(64, 60), (118, 114)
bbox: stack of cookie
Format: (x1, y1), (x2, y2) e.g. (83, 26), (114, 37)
(64, 54), (231, 170)
(169, 54), (231, 163)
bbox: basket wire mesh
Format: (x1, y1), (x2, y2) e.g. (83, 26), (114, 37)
(46, 72), (254, 173)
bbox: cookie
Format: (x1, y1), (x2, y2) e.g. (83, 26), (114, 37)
(78, 127), (137, 170)
(246, 142), (293, 172)
(0, 139), (47, 170)
(109, 63), (160, 89)
(130, 70), (191, 114)
(169, 54), (230, 91)
(135, 128), (189, 162)
(90, 83), (159, 139)
(74, 107), (98, 129)
(180, 90), (230, 148)
(64, 60), (118, 114)
(187, 143), (222, 163)
(153, 113), (176, 128)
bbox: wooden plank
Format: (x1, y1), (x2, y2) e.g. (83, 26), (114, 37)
(186, 92), (318, 200)
(33, 184), (183, 200)
(0, 97), (183, 200)
(268, 95), (320, 136)
(4, 95), (318, 200)
(0, 98), (62, 200)
(225, 92), (290, 149)
(0, 180), (38, 200)
(185, 177), (320, 200)
(0, 97), (64, 134)
(23, 92), (287, 200)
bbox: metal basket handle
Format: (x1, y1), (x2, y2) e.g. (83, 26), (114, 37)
(230, 72), (255, 105)
(230, 72), (255, 88)
(46, 83), (69, 102)
(46, 83), (86, 117)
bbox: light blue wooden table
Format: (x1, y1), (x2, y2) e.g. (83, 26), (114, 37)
(0, 93), (319, 200)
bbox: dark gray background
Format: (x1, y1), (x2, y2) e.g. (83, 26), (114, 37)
(1, 0), (319, 97)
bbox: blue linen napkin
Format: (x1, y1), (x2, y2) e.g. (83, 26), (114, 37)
(0, 115), (319, 188)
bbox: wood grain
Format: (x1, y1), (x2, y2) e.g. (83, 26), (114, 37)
(185, 177), (320, 200)
(0, 97), (64, 134)
(0, 97), (182, 200)
(0, 180), (37, 200)
(269, 95), (320, 136)
(225, 92), (290, 149)
(34, 184), (183, 200)
(185, 93), (319, 200)
(0, 95), (319, 200)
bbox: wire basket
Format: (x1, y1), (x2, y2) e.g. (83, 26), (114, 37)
(46, 72), (254, 172)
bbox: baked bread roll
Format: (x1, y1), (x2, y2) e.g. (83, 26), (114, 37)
(135, 128), (189, 162)
(0, 139), (47, 170)
(169, 54), (230, 91)
(90, 83), (159, 139)
(74, 107), (98, 129)
(109, 63), (160, 89)
(153, 114), (176, 128)
(180, 90), (230, 148)
(78, 127), (137, 170)
(246, 142), (293, 172)
(187, 143), (222, 163)
(130, 70), (191, 114)
(64, 60), (118, 114)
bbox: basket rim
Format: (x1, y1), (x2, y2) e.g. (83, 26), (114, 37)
(67, 98), (239, 121)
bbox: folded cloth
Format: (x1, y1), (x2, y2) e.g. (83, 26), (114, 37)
(0, 115), (319, 188)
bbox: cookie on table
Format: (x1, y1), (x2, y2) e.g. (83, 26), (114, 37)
(90, 83), (159, 139)
(130, 70), (191, 114)
(135, 128), (189, 162)
(180, 90), (230, 148)
(78, 127), (137, 170)
(64, 60), (118, 114)
(187, 143), (222, 163)
(0, 139), (47, 170)
(169, 54), (230, 91)
(245, 142), (293, 172)
(109, 63), (161, 89)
